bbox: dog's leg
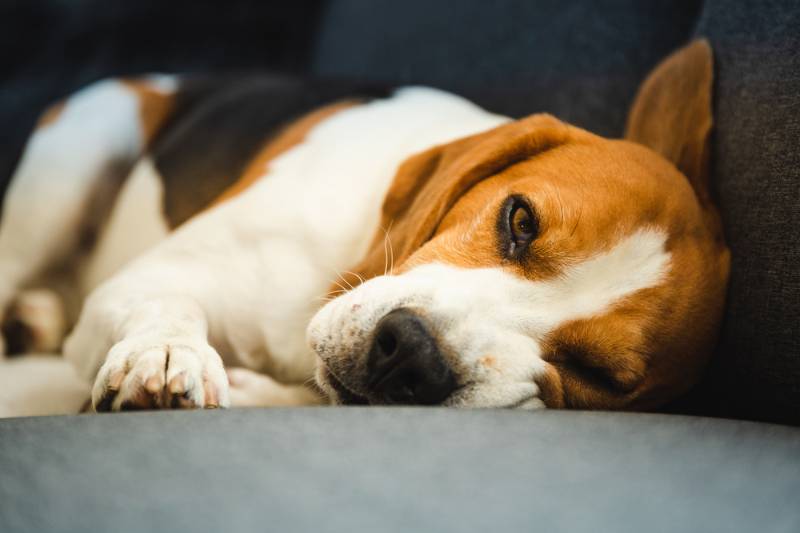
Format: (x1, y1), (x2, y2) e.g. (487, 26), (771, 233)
(63, 194), (325, 410)
(63, 209), (234, 410)
(0, 77), (177, 356)
(64, 178), (321, 411)
(65, 278), (231, 411)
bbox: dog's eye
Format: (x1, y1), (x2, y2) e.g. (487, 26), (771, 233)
(501, 195), (538, 258)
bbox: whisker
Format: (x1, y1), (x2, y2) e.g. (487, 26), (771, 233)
(337, 271), (356, 290)
(343, 270), (365, 285)
(328, 278), (350, 294)
(384, 221), (395, 275)
(383, 228), (389, 276)
(315, 288), (348, 302)
(388, 231), (395, 275)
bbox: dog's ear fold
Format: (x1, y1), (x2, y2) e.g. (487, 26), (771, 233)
(345, 114), (570, 284)
(625, 39), (714, 205)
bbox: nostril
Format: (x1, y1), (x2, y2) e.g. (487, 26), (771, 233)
(367, 308), (458, 405)
(376, 329), (397, 358)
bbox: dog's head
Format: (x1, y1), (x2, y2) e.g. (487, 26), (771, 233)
(308, 40), (730, 409)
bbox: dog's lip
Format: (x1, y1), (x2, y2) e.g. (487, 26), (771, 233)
(321, 367), (538, 408)
(321, 366), (369, 405)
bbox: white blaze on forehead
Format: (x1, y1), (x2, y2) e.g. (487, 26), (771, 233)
(528, 227), (671, 327)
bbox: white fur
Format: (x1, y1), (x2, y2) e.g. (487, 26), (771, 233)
(0, 80), (144, 323)
(309, 228), (671, 408)
(141, 74), (179, 93)
(81, 157), (170, 293)
(62, 87), (509, 411)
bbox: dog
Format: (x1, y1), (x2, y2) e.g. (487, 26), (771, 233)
(0, 40), (729, 414)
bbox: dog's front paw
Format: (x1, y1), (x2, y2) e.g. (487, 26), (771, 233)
(92, 337), (230, 412)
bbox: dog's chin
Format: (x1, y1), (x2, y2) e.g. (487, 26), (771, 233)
(317, 366), (369, 405)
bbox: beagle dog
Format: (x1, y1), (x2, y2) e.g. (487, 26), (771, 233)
(0, 40), (729, 414)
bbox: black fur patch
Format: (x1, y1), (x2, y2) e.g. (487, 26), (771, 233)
(1, 315), (32, 356)
(151, 75), (391, 227)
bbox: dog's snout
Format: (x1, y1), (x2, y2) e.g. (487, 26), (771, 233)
(367, 308), (457, 405)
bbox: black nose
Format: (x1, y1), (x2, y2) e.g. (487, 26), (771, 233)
(366, 308), (457, 405)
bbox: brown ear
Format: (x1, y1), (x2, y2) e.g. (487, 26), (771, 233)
(625, 39), (714, 205)
(348, 114), (571, 283)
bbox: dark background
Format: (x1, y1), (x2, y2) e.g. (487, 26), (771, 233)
(0, 0), (701, 196)
(0, 0), (323, 191)
(1, 0), (798, 424)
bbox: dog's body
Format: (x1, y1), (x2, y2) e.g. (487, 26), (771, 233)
(0, 41), (730, 415)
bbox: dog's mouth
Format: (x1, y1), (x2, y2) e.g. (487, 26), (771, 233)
(321, 367), (369, 405)
(320, 364), (544, 408)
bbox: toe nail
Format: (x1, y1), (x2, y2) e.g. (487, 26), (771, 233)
(204, 381), (218, 406)
(144, 375), (162, 394)
(108, 372), (125, 390)
(169, 372), (189, 394)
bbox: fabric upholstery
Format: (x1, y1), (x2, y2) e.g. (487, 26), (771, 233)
(311, 0), (702, 136)
(680, 0), (800, 424)
(1, 408), (798, 533)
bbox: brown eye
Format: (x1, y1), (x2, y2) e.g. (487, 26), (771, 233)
(511, 205), (536, 243)
(499, 195), (538, 258)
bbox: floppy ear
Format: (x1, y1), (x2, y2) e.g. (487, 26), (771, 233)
(346, 114), (571, 283)
(625, 39), (715, 205)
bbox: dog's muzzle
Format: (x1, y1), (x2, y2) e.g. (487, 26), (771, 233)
(366, 308), (457, 405)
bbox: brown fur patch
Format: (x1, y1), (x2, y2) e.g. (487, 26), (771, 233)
(626, 40), (714, 205)
(36, 101), (66, 129)
(212, 100), (359, 206)
(122, 79), (177, 145)
(478, 355), (498, 369)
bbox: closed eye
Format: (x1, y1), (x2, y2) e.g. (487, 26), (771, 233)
(498, 195), (538, 259)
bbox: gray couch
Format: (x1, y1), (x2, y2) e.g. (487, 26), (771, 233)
(1, 1), (798, 531)
(2, 409), (799, 532)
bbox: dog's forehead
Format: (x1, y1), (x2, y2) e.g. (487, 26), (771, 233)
(431, 137), (702, 264)
(440, 136), (699, 227)
(457, 137), (696, 220)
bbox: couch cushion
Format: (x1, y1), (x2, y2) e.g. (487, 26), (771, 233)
(1, 408), (798, 532)
(311, 0), (702, 136)
(682, 0), (800, 424)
